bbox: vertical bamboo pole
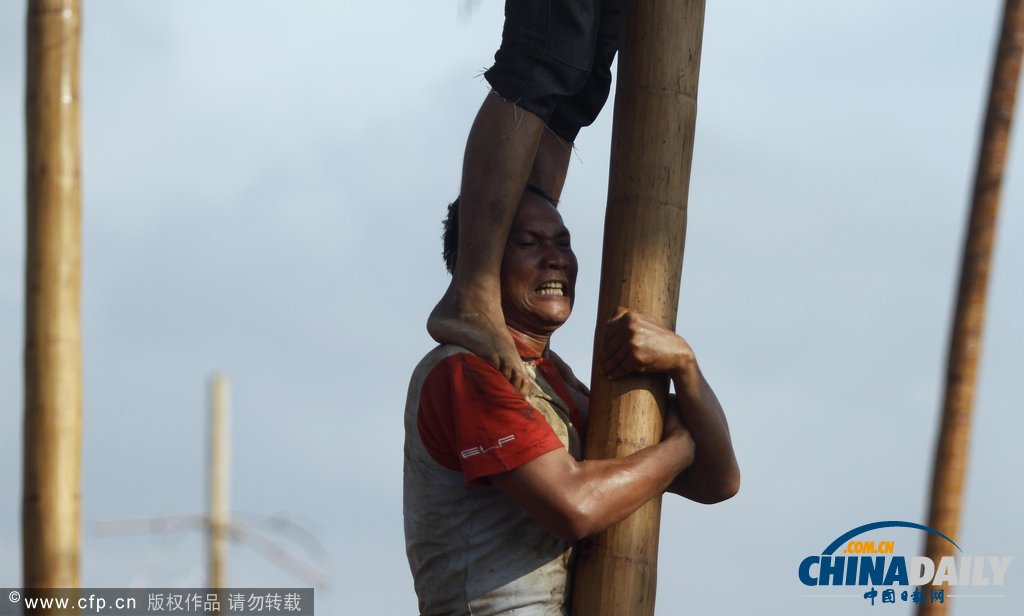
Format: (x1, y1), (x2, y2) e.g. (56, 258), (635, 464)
(570, 1), (705, 614)
(208, 374), (231, 588)
(23, 0), (83, 593)
(919, 2), (1024, 614)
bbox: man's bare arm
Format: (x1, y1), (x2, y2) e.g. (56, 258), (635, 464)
(602, 307), (740, 504)
(489, 421), (693, 542)
(500, 307), (736, 542)
(665, 362), (739, 503)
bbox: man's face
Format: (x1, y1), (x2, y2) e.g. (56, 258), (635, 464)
(500, 193), (578, 335)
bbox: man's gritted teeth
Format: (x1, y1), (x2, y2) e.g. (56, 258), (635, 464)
(537, 281), (568, 297)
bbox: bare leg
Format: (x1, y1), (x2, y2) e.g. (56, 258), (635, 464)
(528, 128), (573, 204)
(428, 92), (545, 393)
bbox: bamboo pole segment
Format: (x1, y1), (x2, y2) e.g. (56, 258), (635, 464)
(22, 0), (83, 593)
(208, 374), (231, 588)
(569, 1), (705, 614)
(919, 2), (1024, 614)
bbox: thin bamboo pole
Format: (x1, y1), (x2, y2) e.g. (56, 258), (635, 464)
(208, 374), (231, 588)
(569, 1), (705, 614)
(918, 2), (1024, 614)
(22, 0), (83, 593)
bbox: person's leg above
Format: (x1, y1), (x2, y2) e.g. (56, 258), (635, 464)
(529, 0), (621, 208)
(527, 128), (573, 205)
(545, 0), (622, 164)
(428, 0), (600, 393)
(428, 93), (545, 393)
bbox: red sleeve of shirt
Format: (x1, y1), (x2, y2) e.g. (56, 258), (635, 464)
(417, 353), (566, 486)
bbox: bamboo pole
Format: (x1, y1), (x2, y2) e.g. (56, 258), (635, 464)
(208, 374), (231, 588)
(918, 2), (1024, 614)
(22, 0), (83, 593)
(570, 1), (705, 614)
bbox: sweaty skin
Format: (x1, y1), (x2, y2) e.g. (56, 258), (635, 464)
(601, 308), (740, 504)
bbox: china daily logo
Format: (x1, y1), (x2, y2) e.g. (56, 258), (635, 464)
(799, 521), (1013, 607)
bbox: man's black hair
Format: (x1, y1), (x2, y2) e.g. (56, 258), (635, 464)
(441, 198), (460, 275)
(441, 185), (555, 275)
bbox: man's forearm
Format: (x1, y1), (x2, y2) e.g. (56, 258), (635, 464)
(667, 361), (740, 503)
(493, 431), (694, 541)
(569, 431), (695, 537)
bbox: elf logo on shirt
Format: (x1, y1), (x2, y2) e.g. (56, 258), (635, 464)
(461, 435), (516, 459)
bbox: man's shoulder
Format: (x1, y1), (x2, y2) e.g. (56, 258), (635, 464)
(411, 344), (475, 379)
(407, 344), (488, 408)
(422, 343), (474, 363)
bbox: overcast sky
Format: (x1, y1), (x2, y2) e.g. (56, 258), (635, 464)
(1, 1), (1022, 614)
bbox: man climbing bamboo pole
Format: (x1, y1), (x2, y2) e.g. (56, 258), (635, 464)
(404, 191), (738, 613)
(23, 0), (83, 593)
(571, 1), (709, 614)
(919, 2), (1024, 614)
(407, 0), (736, 611)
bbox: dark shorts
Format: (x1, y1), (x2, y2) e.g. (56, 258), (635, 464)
(484, 0), (622, 143)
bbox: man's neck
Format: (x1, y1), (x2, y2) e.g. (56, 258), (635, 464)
(507, 326), (550, 359)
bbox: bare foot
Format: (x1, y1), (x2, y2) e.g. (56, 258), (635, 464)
(428, 288), (528, 395)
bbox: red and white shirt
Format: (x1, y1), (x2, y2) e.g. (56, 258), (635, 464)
(403, 334), (586, 614)
(416, 335), (585, 486)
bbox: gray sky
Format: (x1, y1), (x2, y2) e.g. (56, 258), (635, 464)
(1, 1), (1022, 614)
